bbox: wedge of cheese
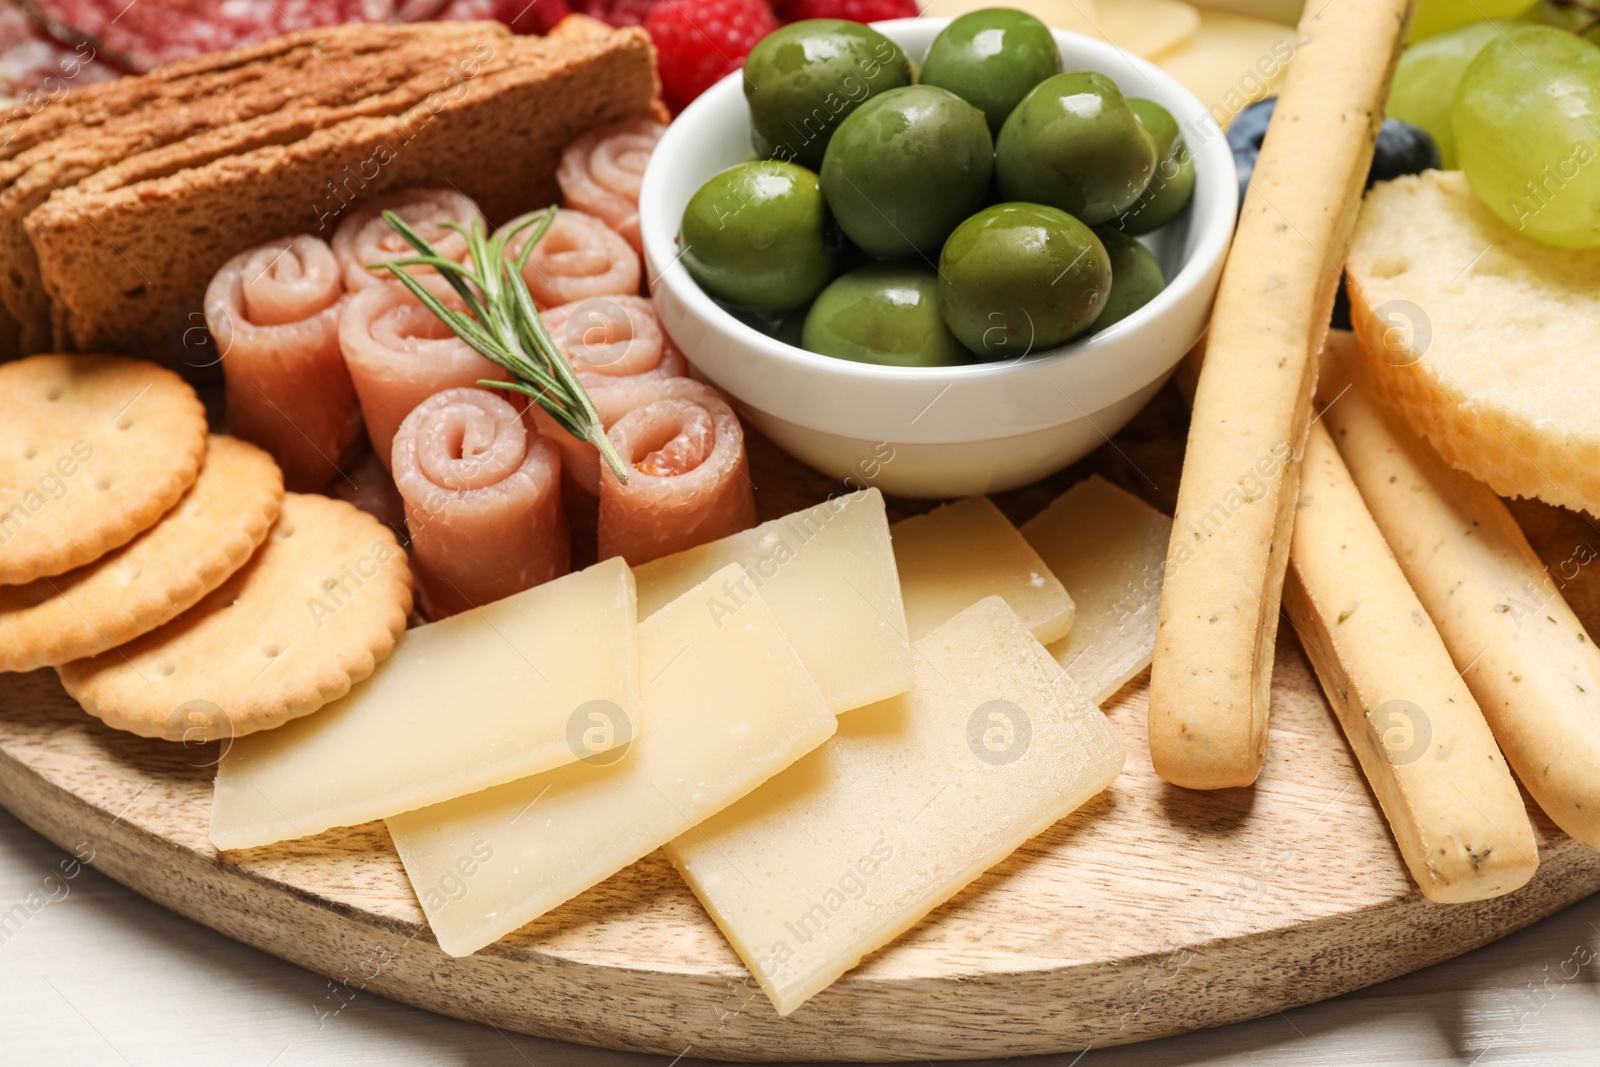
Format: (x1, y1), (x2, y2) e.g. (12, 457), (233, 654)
(666, 597), (1125, 1015)
(631, 489), (911, 714)
(1021, 477), (1173, 704)
(1319, 335), (1600, 848)
(1153, 9), (1297, 129)
(891, 496), (1074, 644)
(1147, 0), (1411, 789)
(209, 558), (638, 851)
(387, 563), (836, 957)
(1284, 422), (1537, 903)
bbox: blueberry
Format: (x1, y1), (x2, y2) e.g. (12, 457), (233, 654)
(1234, 146), (1258, 209)
(1226, 97), (1276, 156)
(1368, 119), (1442, 188)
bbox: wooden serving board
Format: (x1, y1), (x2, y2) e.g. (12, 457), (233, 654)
(3, 384), (1600, 1062)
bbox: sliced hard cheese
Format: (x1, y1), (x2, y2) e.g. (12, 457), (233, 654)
(631, 489), (911, 714)
(1020, 477), (1173, 704)
(1089, 0), (1201, 60)
(891, 496), (1074, 644)
(1148, 0), (1410, 790)
(1319, 336), (1600, 848)
(665, 597), (1125, 1016)
(1284, 422), (1537, 903)
(210, 559), (637, 851)
(387, 563), (836, 957)
(918, 0), (1099, 37)
(1153, 9), (1297, 128)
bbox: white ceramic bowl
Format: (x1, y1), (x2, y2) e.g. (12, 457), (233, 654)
(640, 17), (1236, 498)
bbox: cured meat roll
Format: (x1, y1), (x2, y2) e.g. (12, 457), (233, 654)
(595, 378), (756, 566)
(501, 208), (640, 308)
(540, 295), (688, 389)
(331, 187), (485, 292)
(394, 387), (569, 618)
(556, 118), (667, 254)
(206, 235), (360, 491)
(339, 275), (507, 469)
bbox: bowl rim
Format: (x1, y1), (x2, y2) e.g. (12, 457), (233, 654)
(639, 16), (1237, 429)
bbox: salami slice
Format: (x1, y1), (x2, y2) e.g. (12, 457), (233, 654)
(437, 0), (571, 33)
(0, 0), (116, 100)
(26, 0), (397, 74)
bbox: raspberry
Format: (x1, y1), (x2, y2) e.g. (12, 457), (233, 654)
(645, 0), (777, 112)
(774, 0), (915, 22)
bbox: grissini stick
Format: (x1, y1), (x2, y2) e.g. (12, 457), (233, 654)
(1148, 0), (1413, 789)
(1284, 420), (1537, 903)
(1319, 333), (1600, 849)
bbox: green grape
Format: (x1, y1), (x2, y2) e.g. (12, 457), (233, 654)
(1389, 21), (1510, 167)
(1453, 26), (1600, 248)
(1517, 0), (1600, 31)
(1410, 0), (1535, 40)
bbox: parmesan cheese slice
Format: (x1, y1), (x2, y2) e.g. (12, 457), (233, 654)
(891, 496), (1074, 644)
(1152, 9), (1297, 129)
(1318, 335), (1600, 848)
(209, 558), (638, 851)
(1148, 0), (1411, 789)
(1284, 422), (1537, 903)
(665, 597), (1125, 1015)
(386, 563), (836, 957)
(631, 489), (911, 714)
(1020, 477), (1173, 704)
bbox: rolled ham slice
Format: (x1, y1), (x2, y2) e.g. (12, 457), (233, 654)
(339, 275), (509, 470)
(331, 187), (485, 293)
(501, 208), (640, 309)
(540, 295), (688, 390)
(393, 387), (569, 619)
(556, 118), (666, 254)
(205, 235), (361, 492)
(595, 378), (756, 567)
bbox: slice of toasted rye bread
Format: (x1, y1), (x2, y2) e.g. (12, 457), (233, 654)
(26, 28), (661, 364)
(0, 23), (511, 354)
(0, 21), (498, 164)
(1347, 170), (1600, 517)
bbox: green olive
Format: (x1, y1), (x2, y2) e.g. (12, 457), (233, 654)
(995, 71), (1157, 225)
(1090, 228), (1165, 332)
(743, 20), (914, 171)
(919, 8), (1061, 138)
(679, 161), (840, 312)
(937, 203), (1111, 358)
(803, 263), (969, 367)
(1113, 99), (1196, 235)
(820, 85), (994, 259)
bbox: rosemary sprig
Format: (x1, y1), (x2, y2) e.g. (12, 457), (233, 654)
(374, 208), (629, 484)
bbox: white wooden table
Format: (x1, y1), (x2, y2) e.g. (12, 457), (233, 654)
(2, 804), (1596, 1066)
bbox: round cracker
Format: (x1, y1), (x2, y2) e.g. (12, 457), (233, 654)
(0, 354), (208, 585)
(0, 436), (285, 672)
(57, 494), (412, 742)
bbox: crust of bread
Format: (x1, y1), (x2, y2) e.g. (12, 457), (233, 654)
(26, 28), (660, 364)
(0, 23), (512, 353)
(1347, 170), (1600, 517)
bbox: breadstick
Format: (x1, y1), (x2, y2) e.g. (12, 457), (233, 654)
(1284, 421), (1537, 902)
(1319, 333), (1600, 848)
(1148, 0), (1412, 789)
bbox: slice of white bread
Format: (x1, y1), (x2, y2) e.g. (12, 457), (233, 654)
(1347, 170), (1600, 517)
(25, 27), (660, 364)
